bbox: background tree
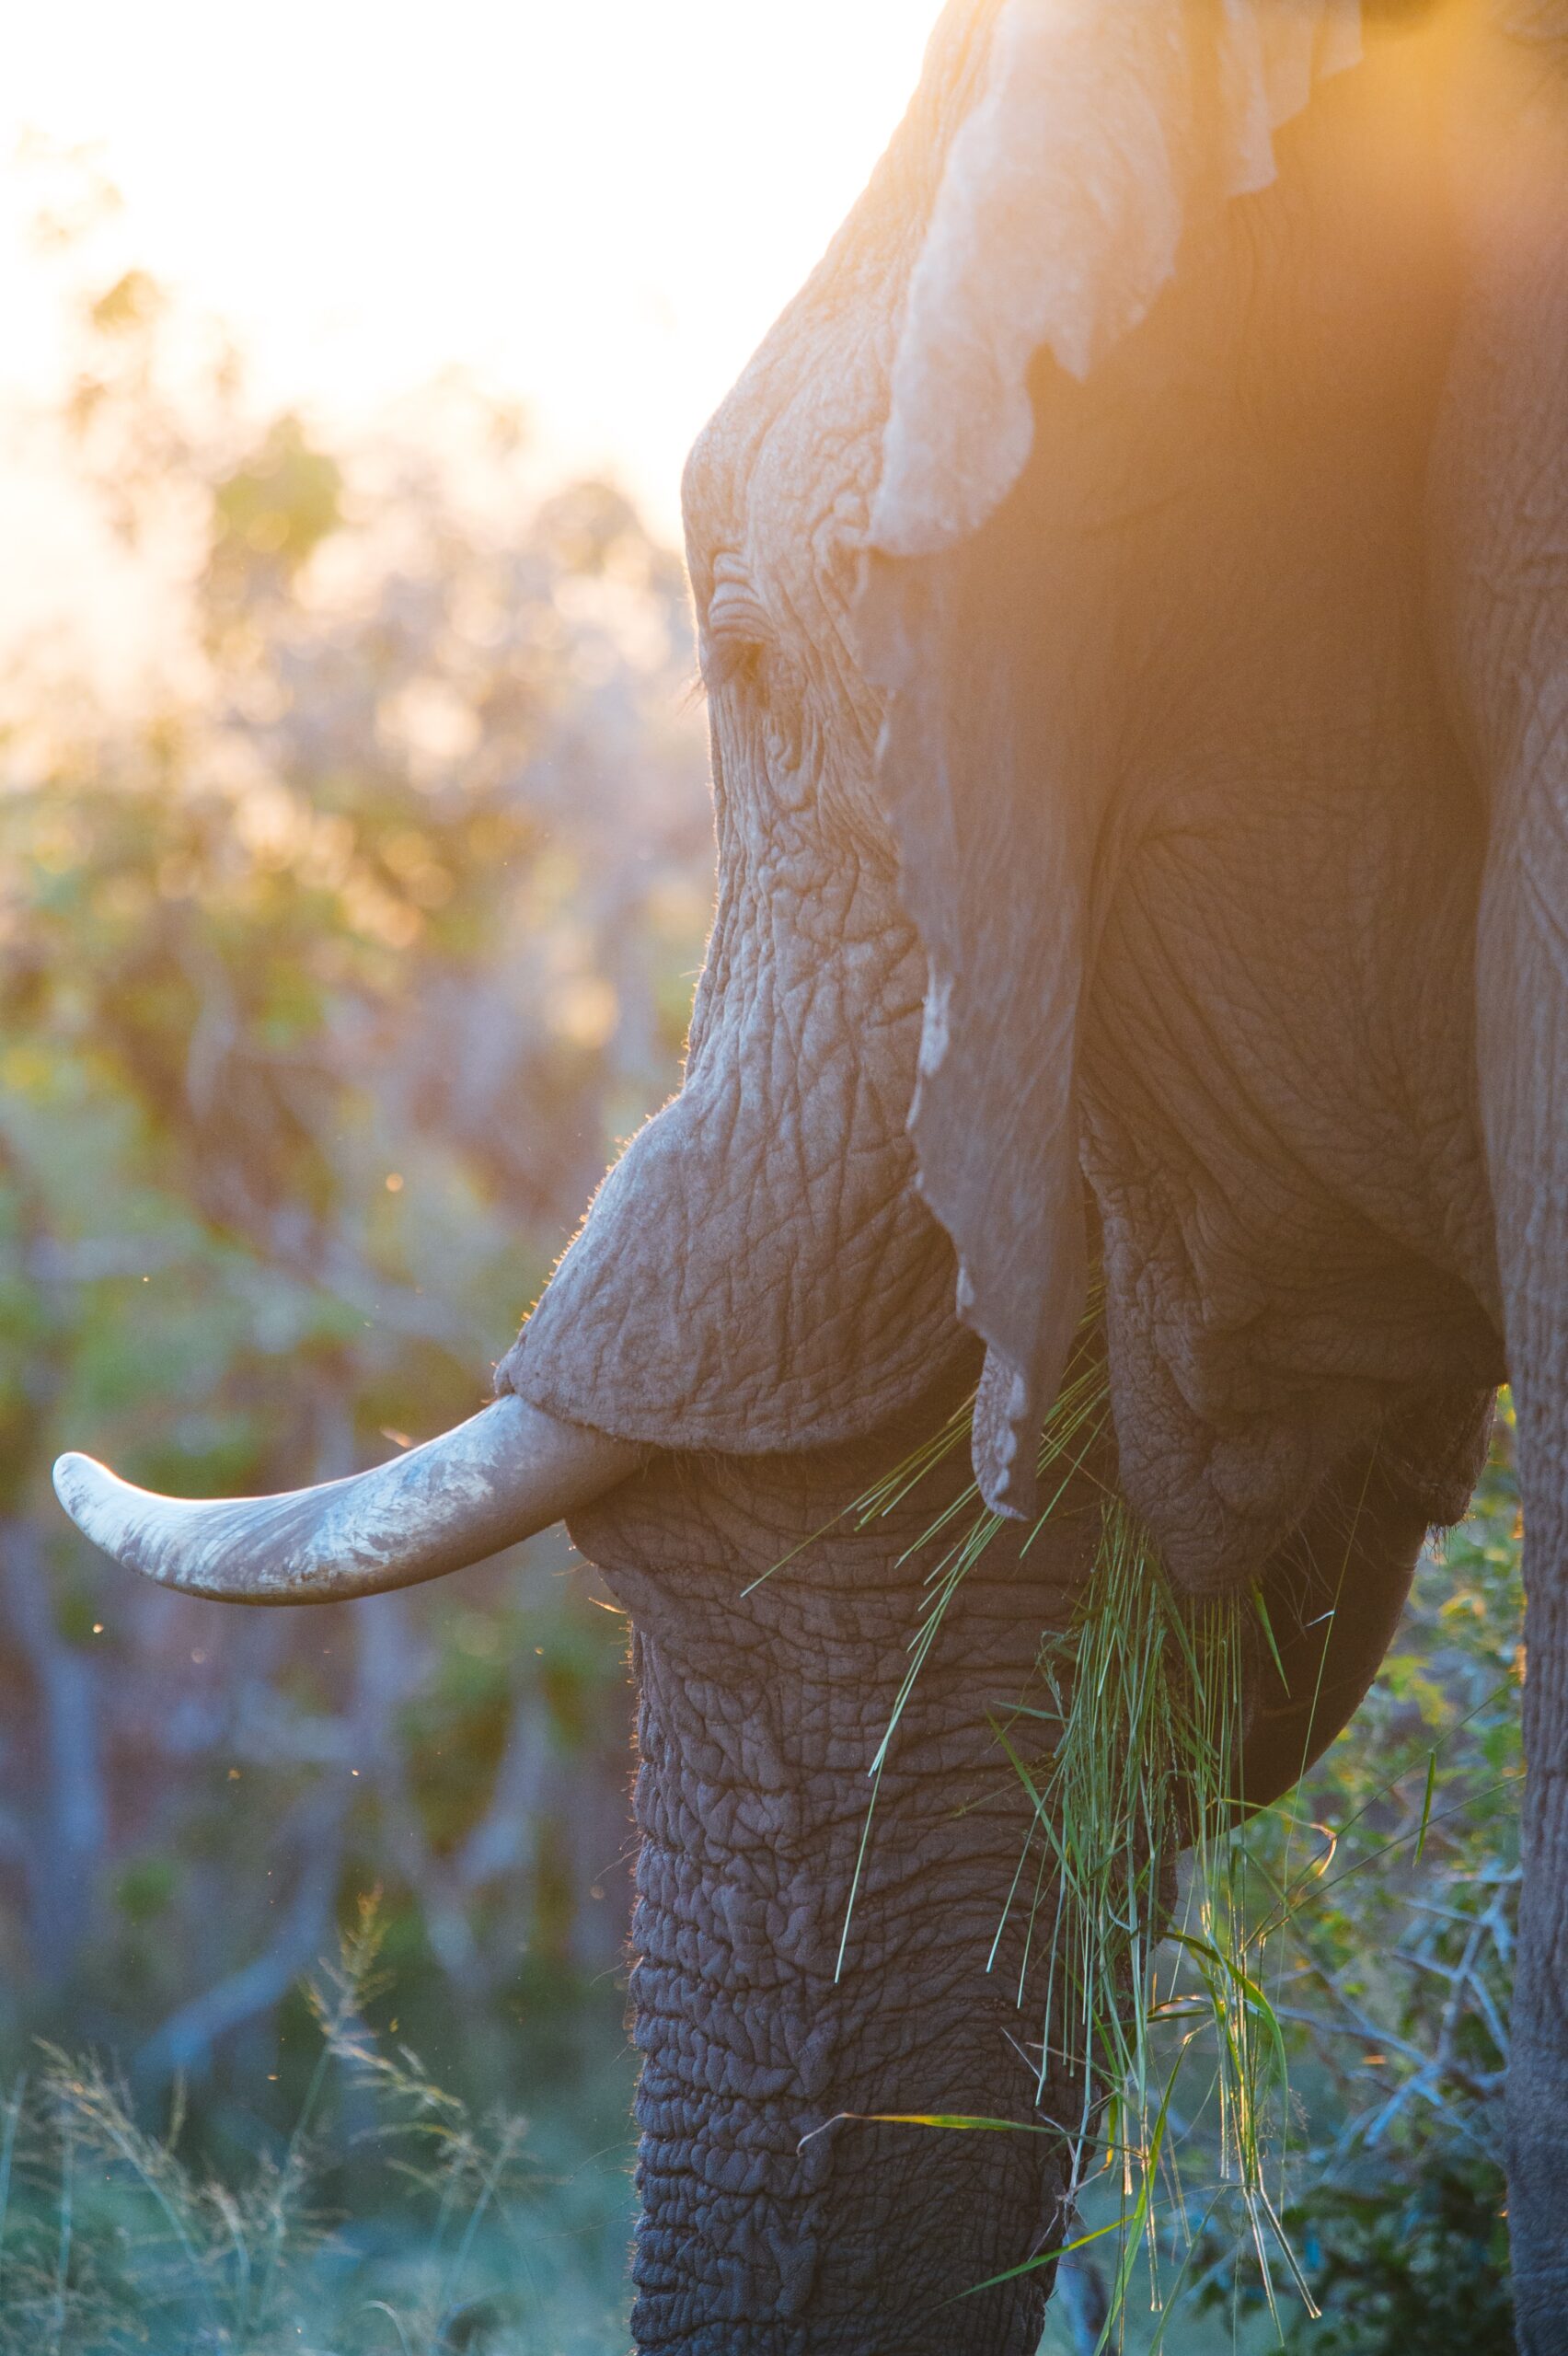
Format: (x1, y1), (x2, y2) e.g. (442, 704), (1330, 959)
(0, 251), (711, 2131)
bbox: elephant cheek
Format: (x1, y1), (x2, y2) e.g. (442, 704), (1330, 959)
(495, 816), (965, 1455)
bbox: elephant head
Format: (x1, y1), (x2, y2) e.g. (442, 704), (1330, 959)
(56, 0), (1568, 2347)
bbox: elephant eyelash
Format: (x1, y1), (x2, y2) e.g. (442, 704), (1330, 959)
(700, 629), (767, 694)
(701, 577), (774, 692)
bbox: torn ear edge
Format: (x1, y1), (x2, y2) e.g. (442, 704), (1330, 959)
(855, 465), (1095, 1521)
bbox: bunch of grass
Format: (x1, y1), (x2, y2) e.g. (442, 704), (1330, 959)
(997, 1504), (1309, 2343)
(0, 1897), (612, 2356)
(811, 1311), (1308, 2349)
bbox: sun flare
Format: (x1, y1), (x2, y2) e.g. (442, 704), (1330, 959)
(1, 1), (937, 538)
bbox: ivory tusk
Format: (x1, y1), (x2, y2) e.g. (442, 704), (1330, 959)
(52, 1396), (642, 1604)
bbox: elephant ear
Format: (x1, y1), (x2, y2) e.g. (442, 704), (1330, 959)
(857, 0), (1362, 1517)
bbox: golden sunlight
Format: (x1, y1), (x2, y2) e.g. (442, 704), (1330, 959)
(1, 1), (936, 537)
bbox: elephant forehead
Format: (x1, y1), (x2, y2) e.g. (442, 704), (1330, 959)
(682, 0), (997, 609)
(685, 309), (894, 623)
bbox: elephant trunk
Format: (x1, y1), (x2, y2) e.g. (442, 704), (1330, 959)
(567, 1418), (1088, 2355)
(627, 1630), (1063, 2354)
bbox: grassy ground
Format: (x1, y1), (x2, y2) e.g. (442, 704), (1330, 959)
(0, 1928), (640, 2354)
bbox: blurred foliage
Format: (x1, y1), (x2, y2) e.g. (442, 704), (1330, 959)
(1258, 1413), (1519, 2348)
(0, 237), (711, 2227)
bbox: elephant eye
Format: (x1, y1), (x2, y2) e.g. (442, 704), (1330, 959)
(702, 575), (773, 694)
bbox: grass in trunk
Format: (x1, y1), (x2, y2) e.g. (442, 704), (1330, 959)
(807, 1311), (1309, 2350)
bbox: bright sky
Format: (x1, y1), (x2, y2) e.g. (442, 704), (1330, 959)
(1, 2), (937, 549)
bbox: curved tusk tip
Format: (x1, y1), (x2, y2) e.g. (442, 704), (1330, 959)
(50, 1400), (636, 1603)
(53, 1450), (186, 1585)
(53, 1449), (100, 1513)
(52, 1451), (125, 1548)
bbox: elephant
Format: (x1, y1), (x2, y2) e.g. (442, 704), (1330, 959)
(51, 0), (1567, 2348)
